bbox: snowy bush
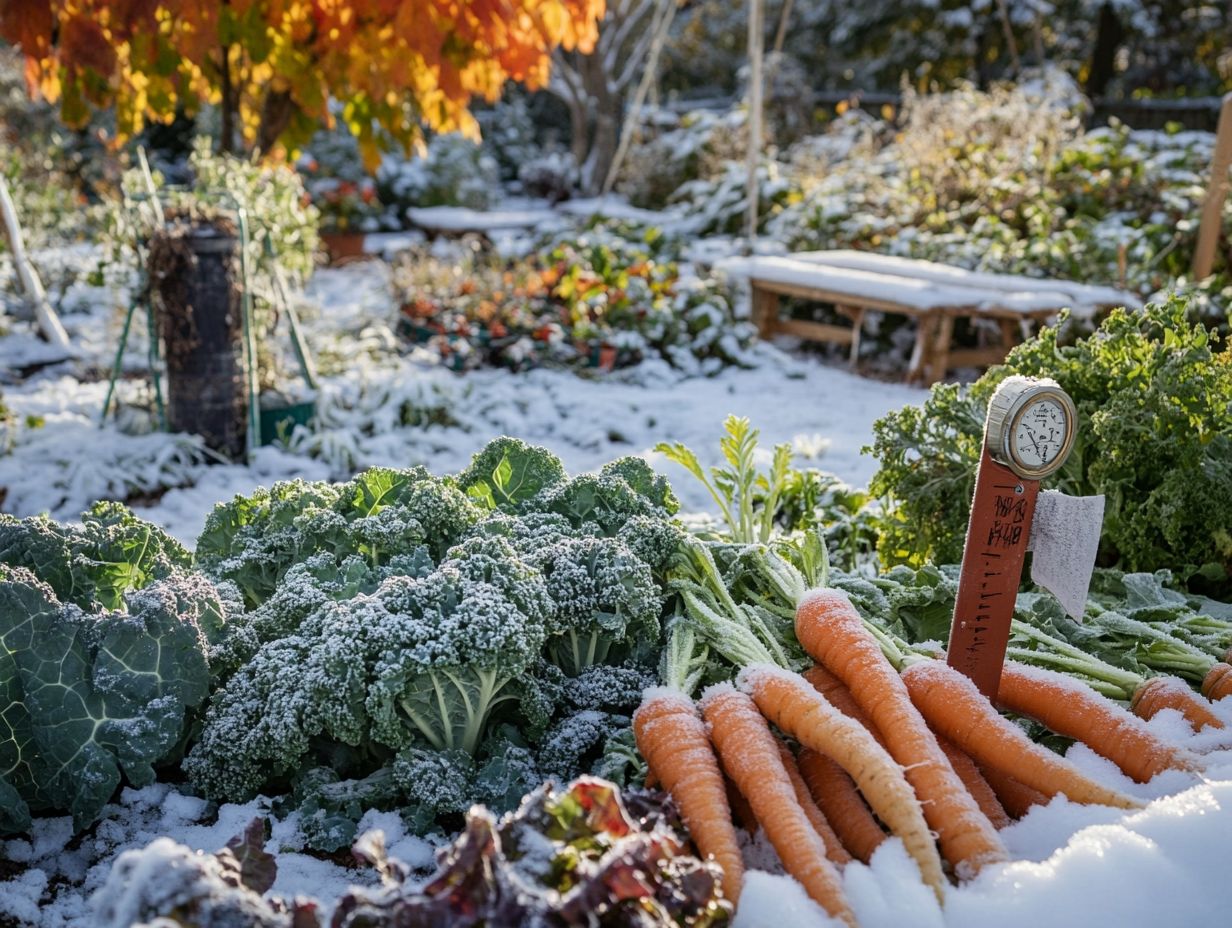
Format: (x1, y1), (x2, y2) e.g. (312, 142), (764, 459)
(616, 108), (747, 210)
(769, 77), (1232, 331)
(518, 150), (579, 203)
(377, 134), (501, 213)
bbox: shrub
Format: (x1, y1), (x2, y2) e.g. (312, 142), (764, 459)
(868, 297), (1232, 597)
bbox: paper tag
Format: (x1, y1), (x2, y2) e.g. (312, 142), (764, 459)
(1027, 490), (1105, 620)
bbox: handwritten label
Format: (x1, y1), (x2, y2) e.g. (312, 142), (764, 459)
(947, 454), (1040, 699)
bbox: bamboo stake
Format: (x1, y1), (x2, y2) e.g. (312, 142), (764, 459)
(0, 175), (71, 350)
(745, 0), (765, 252)
(1192, 93), (1232, 280)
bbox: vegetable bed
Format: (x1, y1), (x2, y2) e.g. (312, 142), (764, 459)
(3, 312), (1232, 927)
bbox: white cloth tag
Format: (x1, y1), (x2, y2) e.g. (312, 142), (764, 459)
(1028, 490), (1105, 620)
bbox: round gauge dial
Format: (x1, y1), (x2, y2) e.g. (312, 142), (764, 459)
(1010, 396), (1069, 472)
(986, 376), (1077, 479)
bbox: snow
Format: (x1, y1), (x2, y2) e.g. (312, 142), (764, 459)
(4, 227), (1232, 928)
(717, 253), (1134, 317)
(795, 250), (1143, 311)
(406, 205), (559, 233)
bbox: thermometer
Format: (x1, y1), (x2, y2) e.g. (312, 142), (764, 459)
(947, 376), (1078, 698)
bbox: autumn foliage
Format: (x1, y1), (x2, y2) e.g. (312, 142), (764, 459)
(1, 0), (604, 162)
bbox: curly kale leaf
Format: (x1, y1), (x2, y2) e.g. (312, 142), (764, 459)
(0, 502), (191, 611)
(537, 711), (631, 783)
(196, 469), (479, 607)
(532, 535), (662, 676)
(457, 437), (568, 511)
(598, 457), (680, 515)
(186, 537), (550, 805)
(529, 472), (661, 536)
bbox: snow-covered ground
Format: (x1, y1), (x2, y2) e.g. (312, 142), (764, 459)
(0, 257), (924, 545)
(4, 245), (1232, 926)
(3, 697), (1230, 926)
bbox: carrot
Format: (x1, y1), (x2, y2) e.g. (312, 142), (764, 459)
(933, 734), (1011, 830)
(725, 775), (758, 832)
(997, 661), (1202, 783)
(633, 687), (745, 903)
(802, 665), (880, 737)
(737, 664), (947, 900)
(797, 747), (887, 865)
(775, 739), (852, 866)
(978, 764), (1048, 820)
(900, 660), (1142, 809)
(795, 589), (1007, 879)
(1131, 676), (1225, 731)
(1202, 663), (1232, 702)
(701, 684), (855, 926)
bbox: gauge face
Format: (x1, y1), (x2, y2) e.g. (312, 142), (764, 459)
(1008, 395), (1071, 476)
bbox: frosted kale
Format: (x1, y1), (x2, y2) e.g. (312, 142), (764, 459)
(0, 501), (192, 611)
(186, 536), (552, 805)
(196, 466), (480, 607)
(533, 534), (661, 676)
(457, 436), (568, 511)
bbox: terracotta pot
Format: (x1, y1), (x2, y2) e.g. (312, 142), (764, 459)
(320, 231), (367, 264)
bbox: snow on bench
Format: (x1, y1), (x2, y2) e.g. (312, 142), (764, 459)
(406, 206), (560, 235)
(716, 251), (1141, 384)
(793, 249), (1142, 312)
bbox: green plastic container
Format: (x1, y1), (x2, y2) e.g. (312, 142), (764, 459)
(258, 399), (315, 445)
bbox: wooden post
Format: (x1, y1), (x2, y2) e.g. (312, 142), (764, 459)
(744, 0), (764, 252)
(1193, 93), (1232, 280)
(750, 283), (779, 338)
(0, 175), (71, 350)
(947, 452), (1041, 698)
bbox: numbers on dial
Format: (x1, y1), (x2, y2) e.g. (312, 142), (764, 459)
(1012, 397), (1068, 470)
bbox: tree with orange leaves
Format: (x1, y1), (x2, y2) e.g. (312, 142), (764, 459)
(0, 0), (604, 163)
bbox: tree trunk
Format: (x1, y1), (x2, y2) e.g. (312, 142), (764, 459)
(148, 221), (248, 458)
(1086, 2), (1125, 98)
(579, 54), (620, 195)
(219, 44), (236, 155)
(256, 89), (297, 157)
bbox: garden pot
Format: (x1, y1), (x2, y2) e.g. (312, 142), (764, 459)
(148, 222), (247, 459)
(259, 398), (316, 445)
(321, 231), (367, 264)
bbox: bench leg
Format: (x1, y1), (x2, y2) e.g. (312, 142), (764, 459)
(907, 316), (935, 385)
(845, 306), (866, 368)
(751, 285), (779, 339)
(928, 315), (955, 384)
(998, 318), (1015, 348)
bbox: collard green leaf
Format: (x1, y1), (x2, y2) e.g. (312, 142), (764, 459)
(0, 567), (218, 832)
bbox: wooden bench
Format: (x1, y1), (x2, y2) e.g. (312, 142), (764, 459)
(721, 251), (1141, 384)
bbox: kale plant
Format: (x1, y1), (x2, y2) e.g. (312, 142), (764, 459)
(869, 297), (1232, 596)
(187, 439), (683, 849)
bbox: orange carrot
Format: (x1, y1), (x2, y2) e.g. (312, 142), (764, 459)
(978, 764), (1048, 820)
(700, 684), (855, 926)
(997, 661), (1201, 783)
(775, 739), (852, 866)
(802, 665), (880, 738)
(797, 747), (887, 865)
(737, 664), (946, 900)
(633, 687), (745, 902)
(1131, 676), (1225, 732)
(795, 589), (1007, 879)
(901, 659), (1142, 809)
(725, 775), (757, 832)
(1202, 663), (1232, 703)
(933, 734), (1011, 830)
